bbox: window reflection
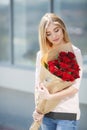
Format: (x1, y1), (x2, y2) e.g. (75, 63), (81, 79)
(0, 0), (10, 63)
(13, 0), (49, 67)
(54, 0), (87, 55)
(1, 0), (86, 69)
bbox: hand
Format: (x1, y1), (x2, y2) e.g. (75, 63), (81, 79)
(32, 110), (44, 122)
(38, 83), (51, 100)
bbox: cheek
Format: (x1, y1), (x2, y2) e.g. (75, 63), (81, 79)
(60, 32), (63, 38)
(59, 30), (63, 35)
(58, 31), (64, 39)
(47, 36), (52, 42)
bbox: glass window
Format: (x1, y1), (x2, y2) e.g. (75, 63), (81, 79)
(54, 0), (87, 55)
(13, 0), (49, 68)
(0, 0), (10, 64)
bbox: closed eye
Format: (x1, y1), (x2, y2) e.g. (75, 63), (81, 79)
(46, 33), (51, 36)
(54, 27), (59, 33)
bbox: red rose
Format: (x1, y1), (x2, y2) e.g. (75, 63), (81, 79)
(72, 63), (80, 71)
(55, 69), (63, 77)
(59, 51), (67, 57)
(59, 62), (69, 70)
(72, 70), (80, 79)
(49, 65), (59, 74)
(62, 72), (75, 81)
(68, 52), (75, 59)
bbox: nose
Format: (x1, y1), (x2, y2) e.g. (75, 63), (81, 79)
(52, 32), (56, 39)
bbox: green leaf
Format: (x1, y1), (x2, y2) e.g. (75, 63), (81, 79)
(44, 62), (48, 69)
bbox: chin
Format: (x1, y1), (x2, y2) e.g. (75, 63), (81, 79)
(54, 42), (61, 45)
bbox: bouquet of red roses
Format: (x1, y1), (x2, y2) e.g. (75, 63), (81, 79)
(47, 51), (80, 82)
(29, 43), (80, 130)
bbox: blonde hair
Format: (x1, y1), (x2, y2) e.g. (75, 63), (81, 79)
(39, 13), (70, 54)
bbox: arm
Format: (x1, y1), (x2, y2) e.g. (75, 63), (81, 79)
(33, 51), (44, 121)
(47, 86), (78, 101)
(38, 83), (78, 102)
(34, 51), (42, 105)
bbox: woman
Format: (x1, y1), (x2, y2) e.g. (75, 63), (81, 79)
(33, 13), (83, 130)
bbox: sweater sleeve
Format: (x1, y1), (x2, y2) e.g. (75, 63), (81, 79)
(71, 46), (83, 89)
(34, 51), (41, 105)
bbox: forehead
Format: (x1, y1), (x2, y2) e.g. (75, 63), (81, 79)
(46, 22), (61, 31)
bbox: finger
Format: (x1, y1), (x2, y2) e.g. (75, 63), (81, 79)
(41, 86), (48, 93)
(39, 83), (44, 89)
(38, 88), (44, 93)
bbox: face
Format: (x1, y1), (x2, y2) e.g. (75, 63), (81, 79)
(46, 23), (64, 47)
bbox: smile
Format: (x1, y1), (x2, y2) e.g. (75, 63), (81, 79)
(53, 38), (59, 42)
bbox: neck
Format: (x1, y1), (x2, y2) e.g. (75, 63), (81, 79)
(52, 41), (65, 49)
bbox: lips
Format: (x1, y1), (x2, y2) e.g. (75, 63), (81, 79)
(53, 38), (59, 42)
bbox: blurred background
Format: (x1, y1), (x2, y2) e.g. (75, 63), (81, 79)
(0, 0), (87, 130)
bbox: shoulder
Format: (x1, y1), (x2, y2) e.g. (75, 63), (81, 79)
(36, 50), (42, 60)
(36, 50), (42, 56)
(37, 50), (41, 55)
(72, 45), (83, 63)
(72, 45), (81, 53)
